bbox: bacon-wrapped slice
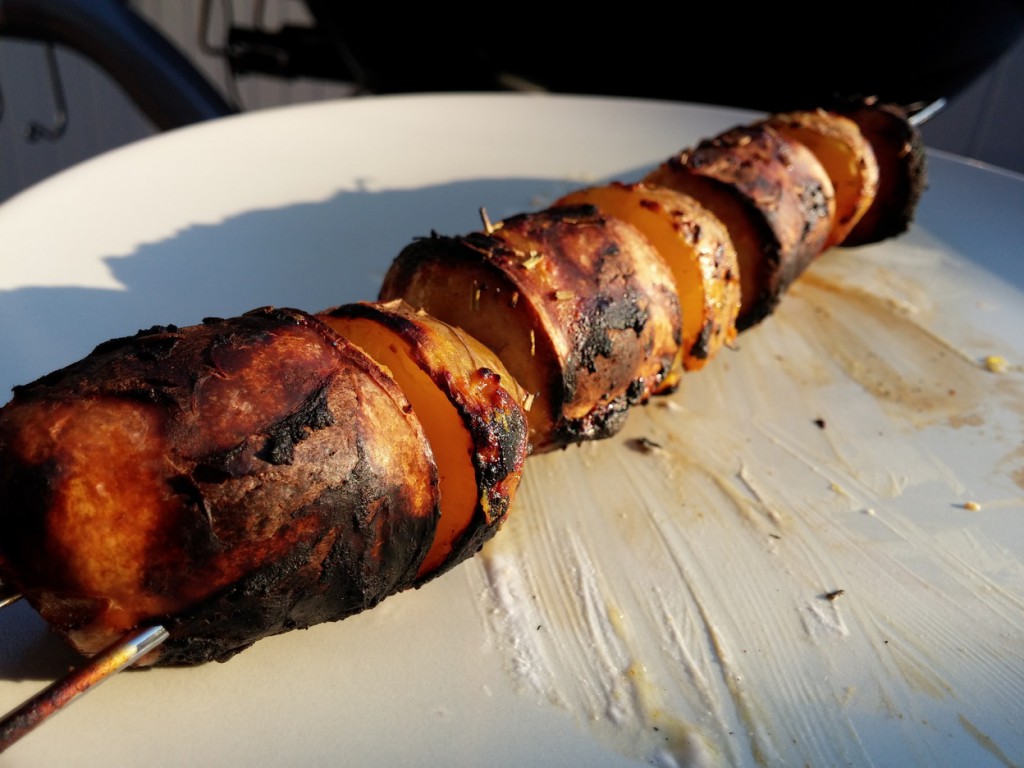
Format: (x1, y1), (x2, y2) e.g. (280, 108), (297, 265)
(765, 108), (881, 249)
(0, 307), (440, 666)
(318, 299), (529, 580)
(644, 123), (836, 330)
(555, 182), (740, 371)
(380, 205), (682, 453)
(831, 98), (928, 247)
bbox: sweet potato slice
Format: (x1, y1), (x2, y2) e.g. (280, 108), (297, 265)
(645, 123), (836, 330)
(556, 182), (740, 371)
(319, 299), (529, 580)
(0, 307), (440, 666)
(831, 99), (928, 247)
(765, 109), (881, 249)
(380, 205), (682, 452)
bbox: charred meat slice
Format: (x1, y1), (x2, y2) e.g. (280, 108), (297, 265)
(645, 123), (836, 330)
(765, 108), (881, 249)
(556, 182), (741, 371)
(0, 307), (440, 666)
(380, 205), (683, 453)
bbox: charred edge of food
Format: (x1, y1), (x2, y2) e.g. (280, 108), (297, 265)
(763, 108), (882, 249)
(423, 367), (529, 581)
(552, 393), (633, 448)
(690, 124), (834, 259)
(11, 326), (185, 394)
(318, 301), (530, 581)
(651, 157), (811, 331)
(554, 181), (739, 375)
(336, 306), (527, 521)
(689, 321), (716, 361)
(830, 99), (928, 247)
(257, 384), (335, 465)
(9, 308), (324, 398)
(381, 232), (571, 453)
(652, 162), (783, 331)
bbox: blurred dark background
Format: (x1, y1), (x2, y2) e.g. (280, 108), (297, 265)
(318, 4), (1024, 111)
(2, 0), (1023, 202)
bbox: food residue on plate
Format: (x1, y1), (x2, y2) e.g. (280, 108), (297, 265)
(471, 240), (1024, 767)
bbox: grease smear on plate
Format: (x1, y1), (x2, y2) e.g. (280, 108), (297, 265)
(469, 240), (1024, 768)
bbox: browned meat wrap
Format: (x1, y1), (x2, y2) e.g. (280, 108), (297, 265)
(645, 122), (836, 330)
(380, 204), (683, 453)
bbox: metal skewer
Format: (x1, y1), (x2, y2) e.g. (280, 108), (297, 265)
(0, 590), (169, 754)
(908, 97), (947, 127)
(0, 584), (21, 610)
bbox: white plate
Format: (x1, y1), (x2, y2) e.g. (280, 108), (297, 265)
(1, 94), (1023, 767)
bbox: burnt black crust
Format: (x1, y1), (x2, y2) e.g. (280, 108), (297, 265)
(157, 447), (425, 665)
(430, 368), (529, 579)
(689, 321), (715, 361)
(553, 395), (632, 448)
(497, 205), (676, 415)
(256, 384), (335, 465)
(569, 288), (650, 376)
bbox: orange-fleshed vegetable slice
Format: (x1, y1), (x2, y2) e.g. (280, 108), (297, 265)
(318, 299), (529, 580)
(555, 181), (740, 371)
(765, 108), (881, 249)
(645, 123), (836, 330)
(381, 205), (682, 453)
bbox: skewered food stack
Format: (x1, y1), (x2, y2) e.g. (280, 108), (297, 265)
(826, 100), (928, 246)
(380, 204), (684, 452)
(0, 307), (528, 666)
(0, 98), (927, 670)
(553, 182), (741, 372)
(643, 121), (837, 329)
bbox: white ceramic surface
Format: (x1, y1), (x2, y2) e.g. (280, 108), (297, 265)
(0, 94), (1022, 767)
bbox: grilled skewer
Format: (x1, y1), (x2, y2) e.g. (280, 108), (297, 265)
(0, 98), (929, 752)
